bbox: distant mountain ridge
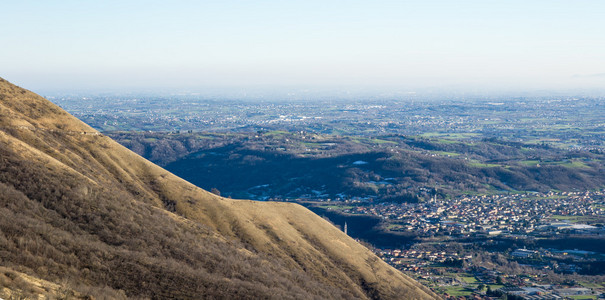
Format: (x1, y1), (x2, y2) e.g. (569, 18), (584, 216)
(0, 77), (437, 299)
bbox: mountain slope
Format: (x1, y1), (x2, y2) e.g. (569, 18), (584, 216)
(0, 78), (437, 299)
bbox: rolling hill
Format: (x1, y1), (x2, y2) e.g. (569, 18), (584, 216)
(0, 77), (437, 299)
(107, 130), (605, 201)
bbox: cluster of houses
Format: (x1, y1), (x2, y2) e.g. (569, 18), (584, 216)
(366, 190), (605, 299)
(341, 190), (605, 237)
(376, 244), (604, 299)
(498, 286), (596, 300)
(378, 249), (472, 268)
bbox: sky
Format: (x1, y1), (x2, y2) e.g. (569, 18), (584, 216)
(1, 0), (605, 95)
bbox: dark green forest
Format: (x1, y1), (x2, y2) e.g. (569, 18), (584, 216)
(108, 131), (605, 201)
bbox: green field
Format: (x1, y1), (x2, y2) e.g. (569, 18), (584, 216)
(265, 130), (289, 135)
(460, 276), (478, 284)
(580, 282), (603, 289)
(518, 159), (589, 168)
(550, 215), (605, 223)
(440, 286), (474, 297)
(557, 160), (590, 169)
(371, 138), (397, 144)
(568, 295), (597, 300)
(469, 160), (501, 168)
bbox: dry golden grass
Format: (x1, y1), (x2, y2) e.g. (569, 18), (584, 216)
(0, 266), (94, 300)
(0, 77), (439, 299)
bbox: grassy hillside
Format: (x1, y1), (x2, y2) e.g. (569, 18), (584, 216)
(0, 78), (437, 299)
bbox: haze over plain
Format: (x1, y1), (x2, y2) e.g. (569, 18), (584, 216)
(2, 0), (605, 96)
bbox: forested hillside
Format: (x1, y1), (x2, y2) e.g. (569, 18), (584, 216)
(108, 131), (605, 201)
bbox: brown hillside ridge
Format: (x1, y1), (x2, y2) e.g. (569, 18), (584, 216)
(0, 77), (439, 299)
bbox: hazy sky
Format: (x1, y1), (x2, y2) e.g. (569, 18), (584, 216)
(2, 0), (605, 94)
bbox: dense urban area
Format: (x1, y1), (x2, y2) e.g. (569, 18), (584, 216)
(323, 190), (605, 299)
(51, 93), (605, 299)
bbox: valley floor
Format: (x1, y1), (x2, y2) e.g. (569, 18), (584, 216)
(304, 190), (605, 299)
